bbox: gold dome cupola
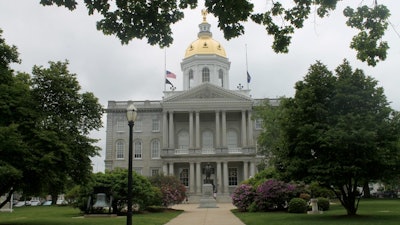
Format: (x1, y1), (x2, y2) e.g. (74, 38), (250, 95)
(184, 9), (227, 58)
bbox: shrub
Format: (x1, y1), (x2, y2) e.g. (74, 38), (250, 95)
(231, 184), (256, 211)
(317, 197), (330, 211)
(254, 179), (296, 211)
(299, 193), (311, 201)
(288, 198), (308, 213)
(149, 174), (186, 207)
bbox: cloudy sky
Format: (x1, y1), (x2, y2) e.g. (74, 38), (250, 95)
(1, 1), (399, 172)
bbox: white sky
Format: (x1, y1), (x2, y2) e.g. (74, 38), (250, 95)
(1, 1), (399, 172)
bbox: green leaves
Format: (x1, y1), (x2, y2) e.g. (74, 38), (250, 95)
(38, 1), (393, 66)
(344, 4), (390, 66)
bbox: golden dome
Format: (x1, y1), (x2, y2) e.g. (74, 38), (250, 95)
(184, 36), (227, 58)
(184, 10), (227, 58)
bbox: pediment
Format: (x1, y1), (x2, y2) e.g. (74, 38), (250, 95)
(163, 83), (252, 103)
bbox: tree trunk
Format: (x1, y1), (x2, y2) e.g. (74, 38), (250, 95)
(51, 193), (58, 205)
(363, 182), (371, 198)
(0, 189), (14, 208)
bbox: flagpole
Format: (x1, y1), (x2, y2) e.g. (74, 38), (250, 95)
(164, 48), (167, 91)
(245, 44), (249, 90)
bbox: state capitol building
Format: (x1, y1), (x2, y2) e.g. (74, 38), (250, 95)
(104, 12), (277, 202)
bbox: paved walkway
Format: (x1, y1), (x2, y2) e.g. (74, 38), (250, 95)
(164, 203), (245, 225)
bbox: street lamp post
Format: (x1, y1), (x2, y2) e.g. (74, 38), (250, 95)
(126, 102), (137, 225)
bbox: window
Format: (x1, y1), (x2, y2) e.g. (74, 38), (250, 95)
(255, 118), (263, 130)
(202, 130), (213, 148)
(116, 140), (124, 159)
(228, 167), (238, 186)
(178, 130), (189, 149)
(151, 139), (160, 159)
(151, 169), (159, 176)
(134, 141), (142, 159)
(189, 69), (193, 89)
(134, 120), (142, 132)
(227, 130), (238, 148)
(116, 120), (125, 131)
(134, 168), (142, 175)
(218, 69), (224, 87)
(152, 119), (160, 132)
(202, 67), (210, 82)
(180, 168), (189, 187)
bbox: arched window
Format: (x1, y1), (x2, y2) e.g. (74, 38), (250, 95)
(189, 69), (194, 88)
(134, 140), (142, 159)
(227, 130), (238, 148)
(202, 67), (210, 83)
(116, 140), (124, 159)
(218, 69), (224, 87)
(178, 130), (189, 149)
(151, 139), (160, 159)
(202, 130), (214, 148)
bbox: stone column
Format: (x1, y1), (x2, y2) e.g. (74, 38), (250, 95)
(196, 162), (201, 194)
(221, 111), (227, 147)
(189, 111), (194, 149)
(189, 162), (195, 193)
(163, 164), (168, 175)
(169, 163), (174, 176)
(243, 161), (249, 180)
(223, 161), (229, 193)
(195, 111), (200, 149)
(169, 111), (174, 149)
(241, 110), (247, 147)
(215, 111), (220, 147)
(247, 110), (253, 146)
(163, 111), (168, 148)
(216, 161), (222, 193)
(250, 161), (255, 177)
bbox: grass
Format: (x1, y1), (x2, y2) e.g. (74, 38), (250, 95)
(0, 205), (182, 225)
(233, 199), (400, 225)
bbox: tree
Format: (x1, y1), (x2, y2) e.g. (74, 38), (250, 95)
(73, 169), (161, 214)
(259, 60), (400, 215)
(29, 60), (103, 202)
(39, 0), (391, 66)
(0, 29), (37, 208)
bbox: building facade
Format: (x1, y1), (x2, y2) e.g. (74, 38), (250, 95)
(104, 13), (274, 202)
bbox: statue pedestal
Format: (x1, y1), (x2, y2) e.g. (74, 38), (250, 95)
(307, 198), (322, 214)
(198, 184), (218, 208)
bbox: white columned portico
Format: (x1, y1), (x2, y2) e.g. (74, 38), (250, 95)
(169, 111), (175, 149)
(196, 162), (201, 194)
(163, 111), (168, 148)
(223, 161), (229, 193)
(241, 110), (247, 147)
(195, 111), (200, 148)
(221, 111), (227, 147)
(189, 162), (195, 193)
(189, 111), (194, 148)
(216, 161), (222, 193)
(215, 111), (220, 147)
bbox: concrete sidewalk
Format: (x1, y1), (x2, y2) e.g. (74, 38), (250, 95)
(164, 203), (245, 225)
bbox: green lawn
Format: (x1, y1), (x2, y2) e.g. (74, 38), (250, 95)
(0, 205), (181, 225)
(233, 199), (400, 225)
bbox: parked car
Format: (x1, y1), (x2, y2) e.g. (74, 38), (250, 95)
(30, 200), (41, 206)
(372, 190), (398, 198)
(42, 200), (52, 206)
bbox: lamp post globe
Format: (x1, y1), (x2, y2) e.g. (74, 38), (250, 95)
(126, 102), (137, 225)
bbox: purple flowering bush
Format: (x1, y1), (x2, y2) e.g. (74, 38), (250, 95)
(254, 179), (296, 211)
(149, 174), (186, 207)
(231, 184), (256, 211)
